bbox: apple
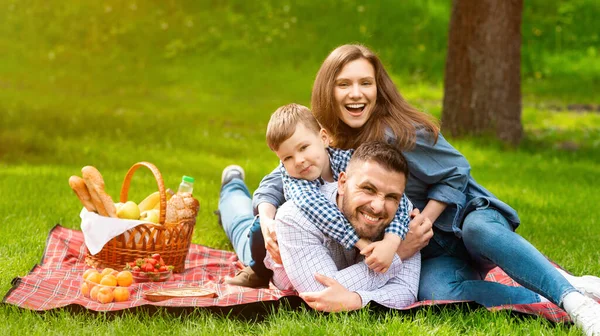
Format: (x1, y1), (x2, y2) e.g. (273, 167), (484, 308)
(139, 209), (160, 224)
(116, 201), (140, 220)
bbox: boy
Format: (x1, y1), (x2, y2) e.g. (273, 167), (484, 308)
(225, 103), (412, 288)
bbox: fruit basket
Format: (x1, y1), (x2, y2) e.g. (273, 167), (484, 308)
(85, 162), (195, 273)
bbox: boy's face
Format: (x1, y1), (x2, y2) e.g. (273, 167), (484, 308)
(275, 123), (330, 181)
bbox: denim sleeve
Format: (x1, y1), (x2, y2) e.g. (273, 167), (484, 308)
(252, 166), (286, 215)
(403, 130), (469, 207)
(280, 165), (360, 249)
(383, 194), (412, 239)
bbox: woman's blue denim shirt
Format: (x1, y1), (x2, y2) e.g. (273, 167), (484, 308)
(252, 129), (521, 237)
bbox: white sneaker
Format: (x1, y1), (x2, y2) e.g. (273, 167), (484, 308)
(569, 296), (600, 336)
(558, 268), (600, 302)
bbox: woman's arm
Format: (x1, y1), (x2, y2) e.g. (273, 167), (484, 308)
(420, 199), (447, 224)
(403, 131), (470, 208)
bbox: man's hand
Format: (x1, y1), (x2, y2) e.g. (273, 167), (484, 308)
(397, 211), (433, 260)
(360, 233), (400, 273)
(299, 274), (362, 312)
(260, 216), (281, 264)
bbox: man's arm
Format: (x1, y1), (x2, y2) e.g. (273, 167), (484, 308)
(277, 211), (403, 293)
(355, 251), (420, 309)
(300, 252), (421, 311)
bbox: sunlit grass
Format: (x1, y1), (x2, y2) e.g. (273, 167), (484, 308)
(1, 0), (599, 335)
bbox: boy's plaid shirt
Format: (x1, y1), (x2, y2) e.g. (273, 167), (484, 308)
(280, 147), (412, 249)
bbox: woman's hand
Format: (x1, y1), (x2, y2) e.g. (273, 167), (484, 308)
(397, 209), (433, 260)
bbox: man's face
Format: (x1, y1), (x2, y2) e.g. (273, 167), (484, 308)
(338, 160), (406, 240)
(275, 123), (330, 181)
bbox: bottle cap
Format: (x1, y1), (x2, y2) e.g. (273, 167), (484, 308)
(182, 175), (195, 183)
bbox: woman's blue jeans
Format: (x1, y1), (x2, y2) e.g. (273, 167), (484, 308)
(418, 208), (577, 307)
(218, 178), (271, 278)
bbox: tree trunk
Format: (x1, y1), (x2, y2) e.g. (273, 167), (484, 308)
(441, 0), (523, 145)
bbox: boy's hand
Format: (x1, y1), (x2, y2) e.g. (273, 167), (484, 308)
(260, 217), (281, 264)
(360, 234), (401, 273)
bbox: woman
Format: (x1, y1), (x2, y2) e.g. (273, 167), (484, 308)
(252, 44), (600, 334)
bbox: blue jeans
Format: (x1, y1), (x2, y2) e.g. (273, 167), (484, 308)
(218, 178), (272, 278)
(418, 208), (577, 307)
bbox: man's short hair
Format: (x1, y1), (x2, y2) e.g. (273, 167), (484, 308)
(266, 103), (322, 151)
(348, 141), (409, 177)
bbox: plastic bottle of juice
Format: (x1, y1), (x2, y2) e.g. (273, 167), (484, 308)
(177, 175), (194, 194)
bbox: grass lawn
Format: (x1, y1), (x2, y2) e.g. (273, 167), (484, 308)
(1, 1), (599, 335)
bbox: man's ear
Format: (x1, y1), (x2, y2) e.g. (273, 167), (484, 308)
(337, 172), (347, 196)
(319, 128), (330, 147)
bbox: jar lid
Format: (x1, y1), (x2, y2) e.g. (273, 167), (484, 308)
(182, 175), (195, 183)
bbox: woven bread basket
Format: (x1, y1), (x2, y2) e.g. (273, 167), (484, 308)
(85, 162), (195, 273)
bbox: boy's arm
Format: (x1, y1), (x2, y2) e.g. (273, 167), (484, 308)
(252, 166), (286, 215)
(280, 166), (360, 250)
(258, 203), (281, 264)
(361, 233), (401, 273)
(383, 194), (412, 240)
(359, 194), (412, 272)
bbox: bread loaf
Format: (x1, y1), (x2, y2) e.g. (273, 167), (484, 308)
(165, 192), (199, 224)
(68, 176), (96, 212)
(81, 166), (117, 218)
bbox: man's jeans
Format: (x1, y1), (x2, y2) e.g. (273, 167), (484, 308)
(419, 208), (577, 307)
(218, 178), (272, 278)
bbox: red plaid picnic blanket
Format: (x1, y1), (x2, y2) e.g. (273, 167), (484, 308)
(2, 225), (570, 322)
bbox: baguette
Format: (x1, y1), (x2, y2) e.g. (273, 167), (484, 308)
(81, 166), (117, 218)
(68, 176), (96, 212)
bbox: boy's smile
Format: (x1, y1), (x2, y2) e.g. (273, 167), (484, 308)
(275, 123), (331, 181)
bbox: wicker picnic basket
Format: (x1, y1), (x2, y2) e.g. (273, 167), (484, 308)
(85, 162), (195, 273)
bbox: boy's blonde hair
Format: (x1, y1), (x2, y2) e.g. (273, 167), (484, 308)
(266, 103), (322, 151)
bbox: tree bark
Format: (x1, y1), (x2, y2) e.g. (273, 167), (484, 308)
(442, 0), (523, 145)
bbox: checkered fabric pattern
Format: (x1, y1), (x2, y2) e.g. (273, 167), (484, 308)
(280, 147), (411, 250)
(267, 182), (421, 309)
(2, 225), (571, 323)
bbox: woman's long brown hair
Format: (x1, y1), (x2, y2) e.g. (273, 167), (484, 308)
(311, 44), (439, 150)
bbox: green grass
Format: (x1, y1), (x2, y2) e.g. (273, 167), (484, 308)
(1, 0), (600, 335)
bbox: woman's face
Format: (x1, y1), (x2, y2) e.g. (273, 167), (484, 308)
(333, 58), (377, 129)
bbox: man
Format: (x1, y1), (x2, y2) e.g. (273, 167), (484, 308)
(263, 141), (421, 311)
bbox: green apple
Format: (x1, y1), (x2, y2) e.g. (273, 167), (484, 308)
(139, 209), (160, 224)
(116, 201), (140, 220)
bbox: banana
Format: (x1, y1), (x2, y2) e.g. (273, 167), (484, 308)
(139, 191), (160, 212)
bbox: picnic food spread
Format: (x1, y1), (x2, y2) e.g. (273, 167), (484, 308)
(124, 253), (175, 282)
(81, 166), (117, 218)
(81, 268), (133, 303)
(70, 162), (199, 273)
(143, 287), (218, 302)
(68, 163), (200, 225)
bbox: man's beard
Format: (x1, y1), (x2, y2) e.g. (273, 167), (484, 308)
(341, 193), (389, 241)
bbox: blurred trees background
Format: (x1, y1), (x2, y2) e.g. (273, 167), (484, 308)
(0, 0), (598, 164)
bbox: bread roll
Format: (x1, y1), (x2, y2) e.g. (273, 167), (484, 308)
(81, 166), (117, 218)
(68, 176), (96, 212)
(165, 192), (199, 224)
